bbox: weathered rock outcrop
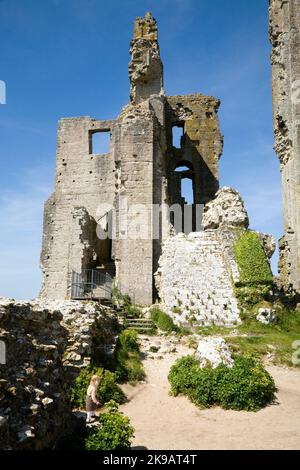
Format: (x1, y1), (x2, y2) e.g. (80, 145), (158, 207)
(202, 187), (249, 230)
(0, 298), (118, 450)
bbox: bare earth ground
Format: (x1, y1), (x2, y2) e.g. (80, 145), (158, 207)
(119, 336), (300, 450)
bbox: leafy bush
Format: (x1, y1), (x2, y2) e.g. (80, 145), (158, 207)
(150, 307), (177, 333)
(85, 400), (134, 450)
(214, 356), (275, 411)
(118, 329), (139, 351)
(124, 304), (143, 318)
(168, 355), (275, 411)
(70, 366), (125, 408)
(114, 330), (145, 384)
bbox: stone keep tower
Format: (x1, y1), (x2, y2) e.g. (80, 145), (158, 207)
(40, 13), (223, 305)
(269, 0), (300, 293)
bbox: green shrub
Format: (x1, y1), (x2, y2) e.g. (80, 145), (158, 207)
(150, 307), (177, 333)
(114, 330), (145, 384)
(168, 355), (199, 396)
(85, 400), (134, 450)
(214, 356), (275, 411)
(123, 304), (143, 318)
(117, 329), (140, 352)
(149, 346), (159, 353)
(70, 367), (125, 408)
(168, 355), (275, 412)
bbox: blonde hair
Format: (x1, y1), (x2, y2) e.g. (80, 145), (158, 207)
(90, 374), (100, 387)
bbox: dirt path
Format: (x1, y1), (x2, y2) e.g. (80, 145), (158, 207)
(120, 335), (300, 450)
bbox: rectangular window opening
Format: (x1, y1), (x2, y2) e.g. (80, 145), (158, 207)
(90, 130), (111, 154)
(172, 124), (184, 149)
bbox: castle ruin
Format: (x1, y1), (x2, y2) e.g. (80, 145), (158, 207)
(40, 13), (223, 306)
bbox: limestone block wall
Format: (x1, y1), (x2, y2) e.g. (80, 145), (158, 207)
(155, 232), (241, 327)
(114, 103), (157, 305)
(269, 0), (300, 292)
(40, 117), (116, 300)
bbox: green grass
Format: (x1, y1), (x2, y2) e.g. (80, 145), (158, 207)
(194, 308), (300, 368)
(228, 312), (300, 367)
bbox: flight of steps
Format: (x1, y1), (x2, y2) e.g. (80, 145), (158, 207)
(123, 317), (155, 332)
(100, 298), (155, 332)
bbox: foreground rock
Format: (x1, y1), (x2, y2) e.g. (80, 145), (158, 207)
(0, 298), (118, 450)
(195, 337), (234, 369)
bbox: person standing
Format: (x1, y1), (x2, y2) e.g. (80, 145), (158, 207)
(86, 374), (100, 423)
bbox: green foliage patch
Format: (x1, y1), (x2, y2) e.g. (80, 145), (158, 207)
(150, 307), (177, 333)
(234, 231), (273, 286)
(85, 400), (134, 450)
(168, 355), (275, 412)
(233, 231), (273, 309)
(70, 367), (126, 409)
(114, 330), (145, 384)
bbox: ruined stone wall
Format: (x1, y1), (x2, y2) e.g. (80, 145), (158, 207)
(166, 94), (222, 205)
(0, 298), (70, 449)
(114, 102), (158, 305)
(40, 117), (116, 300)
(129, 12), (164, 104)
(0, 298), (117, 449)
(155, 231), (241, 327)
(269, 0), (300, 292)
(155, 187), (275, 327)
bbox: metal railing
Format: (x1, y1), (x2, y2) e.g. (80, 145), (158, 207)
(71, 269), (113, 300)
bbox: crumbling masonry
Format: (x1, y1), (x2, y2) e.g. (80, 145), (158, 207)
(40, 13), (223, 305)
(270, 0), (300, 293)
(41, 12), (276, 317)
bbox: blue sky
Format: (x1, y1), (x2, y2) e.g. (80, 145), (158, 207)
(0, 0), (282, 300)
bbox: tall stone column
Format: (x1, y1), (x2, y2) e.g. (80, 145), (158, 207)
(269, 0), (300, 292)
(128, 12), (164, 104)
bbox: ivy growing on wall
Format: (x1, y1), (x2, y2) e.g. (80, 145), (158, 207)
(234, 231), (273, 309)
(234, 231), (273, 286)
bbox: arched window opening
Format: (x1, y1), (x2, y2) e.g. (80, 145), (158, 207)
(175, 165), (190, 173)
